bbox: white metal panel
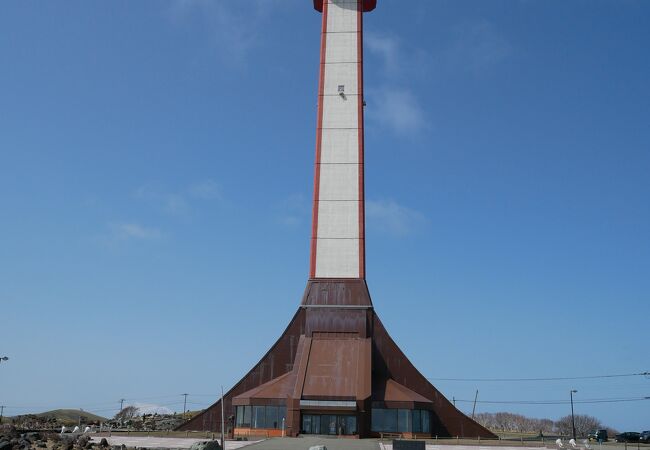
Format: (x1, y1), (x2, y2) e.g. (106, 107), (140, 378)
(321, 95), (358, 129)
(318, 163), (359, 200)
(317, 200), (359, 239)
(320, 129), (359, 164)
(326, 1), (359, 33)
(325, 32), (359, 63)
(323, 62), (358, 96)
(315, 238), (359, 278)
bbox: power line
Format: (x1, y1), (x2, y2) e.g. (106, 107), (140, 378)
(454, 396), (650, 405)
(428, 371), (649, 382)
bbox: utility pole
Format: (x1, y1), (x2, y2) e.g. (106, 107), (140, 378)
(570, 390), (578, 441)
(220, 386), (225, 448)
(471, 390), (479, 419)
(0, 405), (5, 424)
(182, 394), (188, 419)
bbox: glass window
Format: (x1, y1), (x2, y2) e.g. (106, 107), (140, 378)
(265, 406), (278, 429)
(277, 406), (286, 429)
(345, 415), (357, 435)
(412, 410), (421, 433)
(310, 415), (317, 434)
(397, 409), (410, 432)
(302, 415), (312, 434)
(371, 408), (398, 432)
(252, 406), (265, 429)
(241, 406), (252, 428)
(235, 407), (242, 427)
(421, 410), (430, 433)
(323, 415), (337, 435)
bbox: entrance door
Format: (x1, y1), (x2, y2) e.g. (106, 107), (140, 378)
(301, 414), (357, 436)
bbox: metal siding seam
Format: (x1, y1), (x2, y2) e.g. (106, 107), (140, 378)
(310, 0), (329, 278)
(357, 0), (366, 279)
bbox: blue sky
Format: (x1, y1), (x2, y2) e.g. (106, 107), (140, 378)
(1, 0), (649, 431)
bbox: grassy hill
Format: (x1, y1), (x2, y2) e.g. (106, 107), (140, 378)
(34, 409), (107, 425)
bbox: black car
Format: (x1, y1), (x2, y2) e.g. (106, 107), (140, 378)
(615, 432), (641, 443)
(640, 431), (650, 443)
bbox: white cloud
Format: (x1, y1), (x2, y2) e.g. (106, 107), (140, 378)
(167, 0), (279, 65)
(109, 223), (164, 241)
(276, 193), (309, 228)
(447, 19), (512, 73)
(365, 33), (401, 74)
(367, 87), (427, 135)
(134, 179), (221, 217)
(189, 179), (222, 200)
(365, 32), (428, 135)
(366, 199), (426, 236)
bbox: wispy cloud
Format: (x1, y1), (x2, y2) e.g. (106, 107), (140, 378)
(446, 19), (512, 73)
(367, 87), (427, 135)
(365, 33), (428, 135)
(365, 33), (401, 75)
(135, 179), (222, 217)
(108, 223), (165, 241)
(167, 0), (279, 66)
(188, 179), (222, 200)
(366, 199), (426, 237)
(275, 193), (310, 228)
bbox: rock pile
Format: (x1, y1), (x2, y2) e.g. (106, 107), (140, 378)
(0, 426), (124, 450)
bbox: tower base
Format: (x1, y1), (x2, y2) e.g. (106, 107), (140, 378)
(178, 280), (494, 439)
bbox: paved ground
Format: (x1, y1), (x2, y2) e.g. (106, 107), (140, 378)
(379, 446), (546, 450)
(90, 436), (261, 449)
(246, 437), (380, 450)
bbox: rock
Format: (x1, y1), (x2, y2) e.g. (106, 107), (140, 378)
(77, 435), (90, 448)
(0, 440), (11, 450)
(189, 441), (222, 450)
(25, 433), (42, 442)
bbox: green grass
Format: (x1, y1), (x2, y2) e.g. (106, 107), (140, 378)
(34, 409), (108, 425)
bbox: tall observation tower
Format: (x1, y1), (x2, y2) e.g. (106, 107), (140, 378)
(179, 0), (495, 439)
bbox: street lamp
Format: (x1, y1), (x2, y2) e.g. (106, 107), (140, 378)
(570, 390), (578, 441)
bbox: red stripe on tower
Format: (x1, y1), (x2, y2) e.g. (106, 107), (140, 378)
(309, 0), (329, 279)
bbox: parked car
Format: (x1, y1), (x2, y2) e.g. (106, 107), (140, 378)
(640, 431), (650, 443)
(615, 432), (641, 443)
(588, 430), (608, 442)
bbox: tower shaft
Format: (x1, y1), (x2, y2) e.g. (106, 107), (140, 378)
(310, 0), (366, 279)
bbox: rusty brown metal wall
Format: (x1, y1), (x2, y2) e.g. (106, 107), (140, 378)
(371, 314), (495, 438)
(177, 308), (306, 432)
(301, 279), (373, 306)
(179, 280), (496, 439)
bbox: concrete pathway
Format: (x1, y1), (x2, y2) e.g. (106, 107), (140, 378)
(379, 445), (543, 450)
(90, 436), (261, 449)
(246, 436), (380, 450)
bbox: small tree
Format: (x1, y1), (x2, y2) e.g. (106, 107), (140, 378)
(114, 406), (138, 423)
(555, 414), (601, 438)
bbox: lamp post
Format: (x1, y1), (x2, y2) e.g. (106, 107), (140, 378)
(570, 390), (578, 441)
